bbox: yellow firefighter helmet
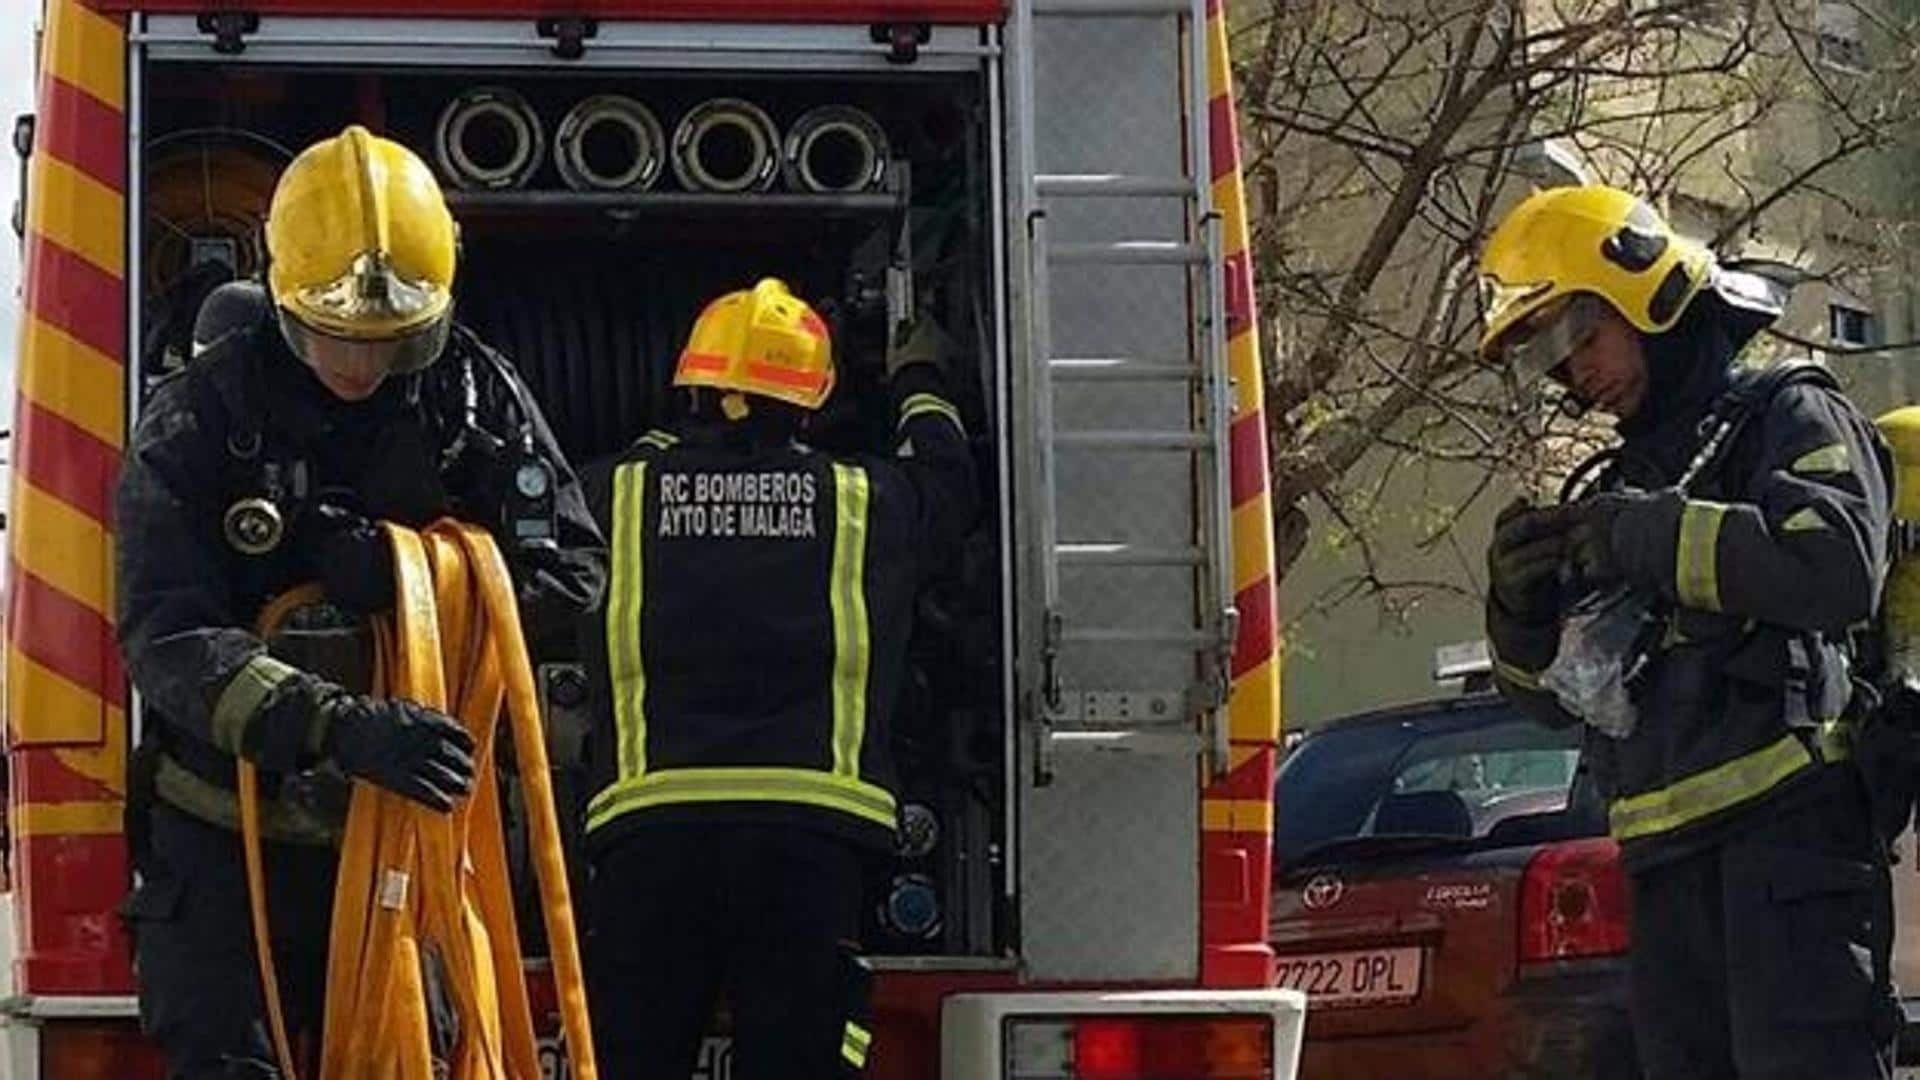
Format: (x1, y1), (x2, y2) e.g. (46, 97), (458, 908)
(1878, 406), (1920, 524)
(1478, 186), (1712, 370)
(264, 125), (459, 384)
(673, 278), (835, 411)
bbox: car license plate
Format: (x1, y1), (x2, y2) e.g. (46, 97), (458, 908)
(1274, 946), (1423, 1006)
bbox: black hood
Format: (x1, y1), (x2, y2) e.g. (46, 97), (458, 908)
(1611, 295), (1764, 485)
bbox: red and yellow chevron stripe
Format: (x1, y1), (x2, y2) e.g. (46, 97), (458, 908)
(7, 0), (134, 994)
(1199, 0), (1282, 988)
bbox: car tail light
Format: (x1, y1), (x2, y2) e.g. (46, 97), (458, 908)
(1519, 836), (1630, 962)
(40, 1021), (168, 1080)
(1006, 1015), (1273, 1078)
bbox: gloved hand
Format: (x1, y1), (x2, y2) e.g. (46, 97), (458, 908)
(320, 693), (477, 812)
(1487, 497), (1572, 622)
(1562, 492), (1644, 592)
(301, 503), (396, 615)
(886, 314), (951, 378)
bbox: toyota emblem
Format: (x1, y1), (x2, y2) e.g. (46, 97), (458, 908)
(1301, 873), (1345, 911)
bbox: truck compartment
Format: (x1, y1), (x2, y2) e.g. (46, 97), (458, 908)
(136, 59), (1010, 961)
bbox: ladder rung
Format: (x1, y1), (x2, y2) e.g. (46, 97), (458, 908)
(1037, 174), (1194, 198)
(1051, 241), (1205, 266)
(1033, 0), (1192, 14)
(1050, 357), (1197, 382)
(1057, 543), (1207, 567)
(1055, 430), (1211, 451)
(1062, 627), (1215, 646)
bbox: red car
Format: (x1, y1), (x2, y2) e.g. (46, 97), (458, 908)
(1272, 693), (1638, 1079)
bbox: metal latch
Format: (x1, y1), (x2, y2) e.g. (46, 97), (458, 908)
(871, 22), (930, 64)
(196, 11), (259, 55)
(537, 17), (598, 60)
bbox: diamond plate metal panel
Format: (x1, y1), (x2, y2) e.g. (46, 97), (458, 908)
(1020, 751), (1199, 980)
(1033, 16), (1183, 177)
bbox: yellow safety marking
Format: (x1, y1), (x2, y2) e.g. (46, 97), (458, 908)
(7, 646), (110, 747)
(1676, 500), (1728, 612)
(1789, 443), (1849, 476)
(54, 721), (128, 796)
(1227, 335), (1263, 417)
(15, 799), (123, 837)
(44, 0), (126, 111)
(1227, 654), (1279, 742)
(1610, 733), (1811, 840)
(1782, 507), (1827, 533)
(26, 155), (125, 277)
(1232, 499), (1273, 592)
(13, 484), (113, 613)
(1203, 797), (1275, 834)
(1213, 175), (1249, 259)
(20, 317), (127, 449)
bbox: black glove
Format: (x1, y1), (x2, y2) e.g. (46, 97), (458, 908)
(301, 503), (396, 615)
(1563, 492), (1639, 592)
(320, 693), (477, 812)
(1487, 497), (1572, 622)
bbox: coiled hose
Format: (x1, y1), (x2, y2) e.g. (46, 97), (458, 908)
(239, 519), (597, 1080)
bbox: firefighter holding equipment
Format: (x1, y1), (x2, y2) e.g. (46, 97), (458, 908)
(114, 125), (605, 1078)
(1478, 185), (1900, 1079)
(579, 278), (978, 1078)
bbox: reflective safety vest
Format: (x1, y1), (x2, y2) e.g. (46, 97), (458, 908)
(580, 381), (975, 852)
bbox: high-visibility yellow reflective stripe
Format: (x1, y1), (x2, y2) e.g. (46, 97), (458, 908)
(610, 462), (649, 781)
(1202, 797), (1273, 833)
(842, 1021), (873, 1068)
(1492, 656), (1543, 691)
(210, 654), (299, 756)
(1782, 507), (1827, 533)
(1676, 500), (1728, 612)
(635, 430), (678, 450)
(830, 465), (872, 778)
(15, 799), (122, 837)
(1609, 733), (1813, 841)
(19, 317), (126, 449)
(13, 483), (113, 613)
(1790, 443), (1849, 475)
(899, 392), (962, 433)
(46, 0), (127, 111)
(586, 767), (899, 833)
(27, 156), (125, 277)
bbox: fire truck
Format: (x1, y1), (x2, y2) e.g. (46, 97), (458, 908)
(1, 1), (1302, 1075)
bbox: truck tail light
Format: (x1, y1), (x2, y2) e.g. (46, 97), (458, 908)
(1519, 836), (1630, 963)
(1006, 1015), (1272, 1078)
(40, 1021), (167, 1080)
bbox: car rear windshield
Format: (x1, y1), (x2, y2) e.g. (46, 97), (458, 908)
(1275, 703), (1601, 867)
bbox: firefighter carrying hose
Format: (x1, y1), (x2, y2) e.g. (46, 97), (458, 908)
(579, 278), (979, 1077)
(114, 125), (605, 1079)
(1478, 185), (1900, 1078)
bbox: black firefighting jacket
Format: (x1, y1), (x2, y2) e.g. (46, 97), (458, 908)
(1494, 303), (1893, 870)
(579, 366), (979, 853)
(115, 282), (606, 844)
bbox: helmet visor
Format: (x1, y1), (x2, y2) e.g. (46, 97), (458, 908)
(1499, 293), (1606, 383)
(278, 306), (451, 383)
(285, 249), (450, 339)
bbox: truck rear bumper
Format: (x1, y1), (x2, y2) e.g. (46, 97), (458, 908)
(941, 989), (1308, 1079)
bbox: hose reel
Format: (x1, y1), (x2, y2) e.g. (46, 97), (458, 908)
(435, 86), (544, 191)
(670, 97), (781, 194)
(554, 94), (666, 192)
(782, 105), (891, 194)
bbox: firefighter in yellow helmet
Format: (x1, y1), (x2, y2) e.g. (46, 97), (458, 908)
(115, 126), (605, 1078)
(578, 279), (978, 1077)
(1477, 185), (1899, 1078)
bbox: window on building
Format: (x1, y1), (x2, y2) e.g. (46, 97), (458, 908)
(1816, 2), (1869, 71)
(1830, 302), (1880, 349)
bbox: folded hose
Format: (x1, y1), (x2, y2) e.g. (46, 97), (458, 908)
(239, 520), (597, 1080)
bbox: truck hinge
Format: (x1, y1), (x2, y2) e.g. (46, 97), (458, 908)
(537, 17), (599, 61)
(1202, 605), (1240, 778)
(871, 22), (931, 64)
(196, 11), (259, 55)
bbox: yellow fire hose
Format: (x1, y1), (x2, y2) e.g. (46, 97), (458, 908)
(238, 519), (597, 1079)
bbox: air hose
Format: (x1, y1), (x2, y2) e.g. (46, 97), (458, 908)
(238, 520), (597, 1080)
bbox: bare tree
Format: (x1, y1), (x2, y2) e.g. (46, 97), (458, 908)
(1235, 0), (1920, 630)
